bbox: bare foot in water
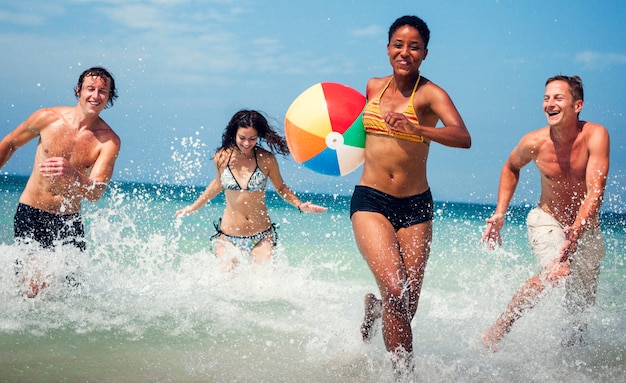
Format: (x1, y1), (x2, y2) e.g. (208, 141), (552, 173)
(360, 293), (383, 342)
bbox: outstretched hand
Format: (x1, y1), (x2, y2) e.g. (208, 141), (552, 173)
(298, 201), (328, 214)
(480, 213), (505, 250)
(174, 205), (196, 218)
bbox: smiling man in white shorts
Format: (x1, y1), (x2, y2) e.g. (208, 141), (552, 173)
(479, 75), (610, 352)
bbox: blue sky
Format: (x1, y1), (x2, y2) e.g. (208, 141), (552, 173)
(1, 0), (625, 210)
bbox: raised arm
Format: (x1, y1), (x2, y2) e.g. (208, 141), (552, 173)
(0, 109), (48, 169)
(481, 133), (535, 248)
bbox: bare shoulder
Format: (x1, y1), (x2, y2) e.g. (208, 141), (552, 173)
(580, 121), (610, 154)
(522, 125), (549, 143)
(94, 118), (120, 145)
(37, 106), (67, 116)
(417, 75), (436, 90)
(28, 106), (68, 127)
(256, 147), (276, 164)
(213, 148), (230, 164)
(366, 76), (390, 98)
(581, 120), (609, 137)
(515, 126), (551, 154)
(416, 76), (444, 95)
(414, 77), (454, 108)
(256, 148), (280, 177)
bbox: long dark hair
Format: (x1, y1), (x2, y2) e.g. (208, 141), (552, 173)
(218, 110), (289, 155)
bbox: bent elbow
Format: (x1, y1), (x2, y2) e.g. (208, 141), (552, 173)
(463, 136), (472, 149)
(456, 134), (471, 149)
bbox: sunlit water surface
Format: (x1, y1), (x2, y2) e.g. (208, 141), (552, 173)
(1, 176), (624, 382)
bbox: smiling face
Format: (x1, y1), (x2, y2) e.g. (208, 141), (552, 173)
(543, 80), (583, 127)
(77, 75), (111, 116)
(387, 25), (428, 76)
(235, 126), (259, 155)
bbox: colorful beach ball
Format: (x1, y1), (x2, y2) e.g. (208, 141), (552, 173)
(285, 82), (366, 176)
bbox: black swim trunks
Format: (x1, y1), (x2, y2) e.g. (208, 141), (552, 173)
(14, 203), (86, 251)
(350, 185), (433, 231)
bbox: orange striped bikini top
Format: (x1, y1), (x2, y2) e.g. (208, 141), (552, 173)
(362, 74), (426, 144)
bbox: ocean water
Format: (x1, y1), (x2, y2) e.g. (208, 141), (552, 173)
(0, 174), (624, 383)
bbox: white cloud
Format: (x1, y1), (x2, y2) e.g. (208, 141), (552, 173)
(0, 3), (64, 27)
(0, 10), (44, 26)
(351, 25), (384, 38)
(101, 4), (171, 30)
(575, 50), (626, 68)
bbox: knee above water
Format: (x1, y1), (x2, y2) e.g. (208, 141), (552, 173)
(382, 288), (410, 313)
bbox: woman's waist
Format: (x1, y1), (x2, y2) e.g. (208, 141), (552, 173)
(359, 166), (428, 197)
(357, 177), (429, 198)
(219, 213), (272, 235)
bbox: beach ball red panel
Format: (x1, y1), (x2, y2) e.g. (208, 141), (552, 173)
(285, 82), (366, 176)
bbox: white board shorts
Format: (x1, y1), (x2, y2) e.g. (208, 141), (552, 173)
(526, 207), (605, 312)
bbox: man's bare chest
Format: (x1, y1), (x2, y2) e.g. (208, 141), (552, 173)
(39, 128), (99, 169)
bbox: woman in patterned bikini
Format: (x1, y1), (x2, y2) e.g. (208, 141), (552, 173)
(175, 110), (326, 269)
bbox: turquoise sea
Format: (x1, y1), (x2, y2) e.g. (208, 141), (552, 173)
(0, 174), (624, 383)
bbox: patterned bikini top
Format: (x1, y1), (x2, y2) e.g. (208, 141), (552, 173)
(220, 148), (267, 191)
(362, 74), (427, 144)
